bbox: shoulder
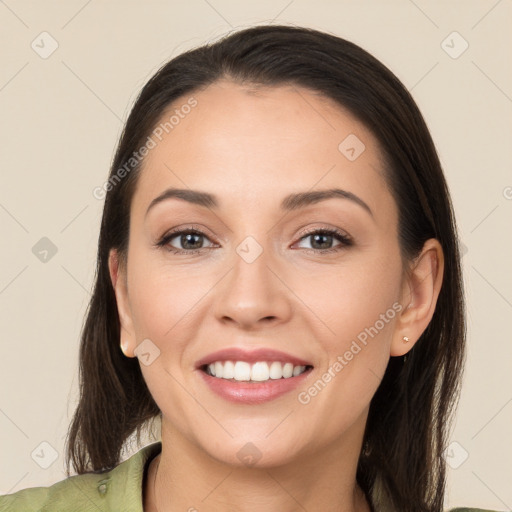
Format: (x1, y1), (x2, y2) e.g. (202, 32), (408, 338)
(0, 471), (102, 512)
(448, 508), (503, 512)
(0, 441), (162, 512)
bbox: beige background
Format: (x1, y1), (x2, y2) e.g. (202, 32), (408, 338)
(1, 0), (511, 509)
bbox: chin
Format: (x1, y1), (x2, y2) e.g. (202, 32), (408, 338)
(198, 434), (306, 469)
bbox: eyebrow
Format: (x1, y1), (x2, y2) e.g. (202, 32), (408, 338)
(145, 187), (373, 218)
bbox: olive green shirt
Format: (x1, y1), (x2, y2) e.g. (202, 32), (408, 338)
(0, 441), (499, 511)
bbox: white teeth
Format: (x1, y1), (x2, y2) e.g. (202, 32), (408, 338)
(250, 362), (269, 381)
(222, 360), (235, 379)
(234, 361), (251, 381)
(205, 360), (308, 381)
(292, 365), (303, 376)
(269, 361), (283, 379)
(282, 362), (293, 378)
(214, 361), (224, 378)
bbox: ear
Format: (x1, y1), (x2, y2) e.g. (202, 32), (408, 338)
(390, 238), (444, 357)
(108, 249), (136, 358)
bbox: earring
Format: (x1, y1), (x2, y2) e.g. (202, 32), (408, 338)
(120, 340), (129, 356)
(402, 336), (410, 343)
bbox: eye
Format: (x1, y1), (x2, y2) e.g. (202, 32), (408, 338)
(294, 228), (352, 254)
(155, 226), (352, 256)
(156, 227), (216, 254)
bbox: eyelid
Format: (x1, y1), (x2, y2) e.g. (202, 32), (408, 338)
(295, 224), (351, 241)
(156, 223), (353, 254)
(161, 224), (216, 241)
(154, 224), (217, 256)
(292, 225), (352, 251)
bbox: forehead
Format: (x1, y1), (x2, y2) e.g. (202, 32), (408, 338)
(132, 81), (397, 226)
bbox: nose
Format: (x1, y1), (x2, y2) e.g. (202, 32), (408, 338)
(212, 240), (293, 331)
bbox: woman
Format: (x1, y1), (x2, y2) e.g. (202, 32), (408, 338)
(0, 24), (495, 512)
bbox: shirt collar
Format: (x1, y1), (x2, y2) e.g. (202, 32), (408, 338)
(100, 440), (162, 510)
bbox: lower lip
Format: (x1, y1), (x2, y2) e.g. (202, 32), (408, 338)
(198, 368), (313, 404)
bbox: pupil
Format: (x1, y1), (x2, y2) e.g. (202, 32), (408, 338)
(312, 233), (332, 249)
(182, 233), (202, 249)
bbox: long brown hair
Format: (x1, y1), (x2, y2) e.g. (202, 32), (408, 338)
(65, 24), (466, 512)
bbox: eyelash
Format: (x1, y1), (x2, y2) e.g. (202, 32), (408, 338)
(155, 225), (353, 256)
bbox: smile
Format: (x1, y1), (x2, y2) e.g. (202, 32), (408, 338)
(195, 347), (314, 404)
(203, 360), (311, 382)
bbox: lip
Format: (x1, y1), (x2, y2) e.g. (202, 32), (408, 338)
(195, 347), (314, 405)
(195, 347), (313, 369)
(198, 366), (313, 404)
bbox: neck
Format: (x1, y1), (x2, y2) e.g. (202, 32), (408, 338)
(145, 419), (371, 512)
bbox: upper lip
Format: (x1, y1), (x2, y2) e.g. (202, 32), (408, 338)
(195, 348), (313, 369)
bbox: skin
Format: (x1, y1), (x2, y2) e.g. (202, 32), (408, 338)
(108, 81), (444, 512)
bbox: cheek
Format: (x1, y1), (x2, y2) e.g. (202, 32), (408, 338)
(302, 255), (402, 403)
(124, 257), (209, 419)
(126, 258), (213, 342)
(307, 251), (402, 348)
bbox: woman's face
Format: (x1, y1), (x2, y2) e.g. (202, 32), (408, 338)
(114, 81), (409, 467)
